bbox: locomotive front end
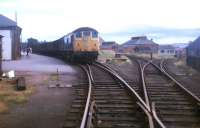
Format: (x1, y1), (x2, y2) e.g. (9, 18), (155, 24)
(72, 27), (100, 62)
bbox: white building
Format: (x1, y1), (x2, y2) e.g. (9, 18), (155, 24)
(0, 14), (21, 60)
(158, 45), (175, 58)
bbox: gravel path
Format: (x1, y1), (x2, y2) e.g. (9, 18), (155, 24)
(2, 54), (76, 73)
(0, 54), (79, 128)
(165, 59), (200, 98)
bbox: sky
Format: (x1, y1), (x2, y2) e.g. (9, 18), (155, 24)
(0, 0), (200, 44)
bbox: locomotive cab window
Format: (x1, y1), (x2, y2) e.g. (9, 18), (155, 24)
(76, 32), (82, 38)
(83, 31), (90, 36)
(92, 31), (98, 38)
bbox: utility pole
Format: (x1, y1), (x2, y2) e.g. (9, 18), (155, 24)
(0, 35), (3, 76)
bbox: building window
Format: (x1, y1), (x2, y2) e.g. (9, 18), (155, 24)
(92, 31), (98, 38)
(161, 50), (165, 53)
(76, 32), (82, 38)
(83, 31), (90, 36)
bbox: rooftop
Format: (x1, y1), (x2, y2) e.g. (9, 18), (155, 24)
(193, 36), (200, 43)
(0, 14), (17, 27)
(159, 45), (175, 50)
(123, 36), (157, 46)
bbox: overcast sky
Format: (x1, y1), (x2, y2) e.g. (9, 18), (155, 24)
(1, 0), (200, 44)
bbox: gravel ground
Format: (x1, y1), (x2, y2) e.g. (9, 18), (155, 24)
(165, 59), (200, 98)
(107, 61), (140, 83)
(0, 54), (79, 128)
(106, 57), (200, 99)
(2, 54), (76, 73)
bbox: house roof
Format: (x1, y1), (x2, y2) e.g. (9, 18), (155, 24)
(159, 45), (175, 50)
(194, 36), (200, 41)
(188, 36), (200, 48)
(123, 36), (157, 46)
(0, 14), (17, 27)
(193, 36), (200, 44)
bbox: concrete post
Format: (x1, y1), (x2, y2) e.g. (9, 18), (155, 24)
(0, 35), (3, 75)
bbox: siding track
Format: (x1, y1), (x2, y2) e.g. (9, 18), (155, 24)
(64, 62), (165, 128)
(140, 59), (200, 128)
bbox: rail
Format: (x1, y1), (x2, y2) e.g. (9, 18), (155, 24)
(141, 62), (151, 108)
(141, 61), (166, 128)
(135, 60), (155, 128)
(94, 62), (150, 112)
(79, 65), (93, 128)
(94, 62), (167, 128)
(151, 102), (166, 128)
(159, 59), (200, 104)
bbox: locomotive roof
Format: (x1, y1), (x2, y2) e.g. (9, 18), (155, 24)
(72, 27), (98, 33)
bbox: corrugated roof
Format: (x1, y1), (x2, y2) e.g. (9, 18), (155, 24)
(188, 36), (200, 48)
(0, 14), (17, 27)
(159, 45), (175, 50)
(193, 36), (200, 43)
(123, 36), (157, 46)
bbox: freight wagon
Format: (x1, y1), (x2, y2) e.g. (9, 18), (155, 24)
(32, 27), (101, 63)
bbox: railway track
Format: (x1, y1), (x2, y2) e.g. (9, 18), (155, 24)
(161, 59), (200, 98)
(139, 59), (200, 128)
(64, 62), (164, 128)
(63, 67), (90, 128)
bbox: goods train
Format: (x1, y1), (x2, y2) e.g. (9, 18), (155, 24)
(187, 36), (200, 71)
(32, 27), (100, 62)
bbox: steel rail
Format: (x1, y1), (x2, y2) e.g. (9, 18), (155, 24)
(137, 102), (154, 128)
(142, 61), (166, 128)
(95, 61), (167, 128)
(151, 102), (166, 128)
(94, 62), (158, 128)
(94, 62), (151, 112)
(159, 59), (200, 104)
(86, 101), (96, 128)
(87, 65), (94, 83)
(80, 65), (92, 128)
(135, 60), (155, 128)
(141, 62), (151, 109)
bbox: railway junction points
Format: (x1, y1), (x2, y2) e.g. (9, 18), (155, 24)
(0, 53), (200, 128)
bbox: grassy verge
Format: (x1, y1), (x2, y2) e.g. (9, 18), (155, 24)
(98, 50), (115, 62)
(0, 80), (36, 114)
(98, 50), (131, 65)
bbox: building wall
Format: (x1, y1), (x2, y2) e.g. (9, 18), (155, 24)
(0, 30), (12, 60)
(0, 27), (21, 60)
(158, 49), (175, 58)
(121, 44), (158, 54)
(12, 28), (21, 60)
